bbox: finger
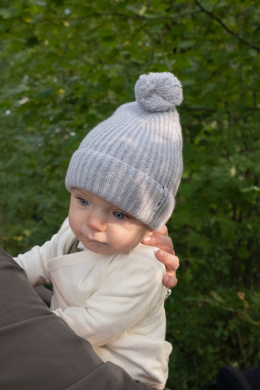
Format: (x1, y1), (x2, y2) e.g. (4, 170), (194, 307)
(142, 234), (174, 255)
(155, 250), (179, 270)
(162, 274), (178, 289)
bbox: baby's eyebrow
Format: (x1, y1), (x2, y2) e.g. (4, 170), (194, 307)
(74, 192), (86, 198)
(73, 189), (89, 197)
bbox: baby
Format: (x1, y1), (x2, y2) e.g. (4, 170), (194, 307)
(15, 72), (183, 390)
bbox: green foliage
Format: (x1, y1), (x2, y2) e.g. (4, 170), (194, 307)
(0, 1), (259, 389)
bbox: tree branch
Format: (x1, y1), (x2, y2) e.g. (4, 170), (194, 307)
(194, 0), (260, 53)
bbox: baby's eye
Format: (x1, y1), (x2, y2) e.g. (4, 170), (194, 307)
(79, 198), (89, 206)
(113, 211), (126, 220)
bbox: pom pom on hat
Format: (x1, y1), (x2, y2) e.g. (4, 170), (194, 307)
(135, 72), (183, 112)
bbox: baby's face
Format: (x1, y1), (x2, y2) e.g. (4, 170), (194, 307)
(69, 188), (151, 255)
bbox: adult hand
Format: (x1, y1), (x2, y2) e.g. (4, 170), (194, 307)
(142, 225), (179, 289)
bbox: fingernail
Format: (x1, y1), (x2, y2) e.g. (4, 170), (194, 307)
(143, 236), (151, 242)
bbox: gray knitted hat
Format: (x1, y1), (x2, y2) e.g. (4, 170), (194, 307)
(66, 72), (183, 230)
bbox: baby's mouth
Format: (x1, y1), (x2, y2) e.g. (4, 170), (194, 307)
(86, 238), (107, 245)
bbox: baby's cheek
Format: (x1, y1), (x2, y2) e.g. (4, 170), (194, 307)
(122, 237), (140, 252)
(68, 216), (79, 238)
(110, 237), (130, 253)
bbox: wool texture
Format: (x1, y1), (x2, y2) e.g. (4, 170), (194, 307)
(65, 72), (183, 230)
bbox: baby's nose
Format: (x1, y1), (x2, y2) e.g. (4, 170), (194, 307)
(87, 210), (107, 232)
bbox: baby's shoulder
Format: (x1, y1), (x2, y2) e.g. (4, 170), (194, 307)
(132, 243), (161, 261)
(100, 244), (165, 281)
(101, 245), (166, 298)
(121, 243), (165, 272)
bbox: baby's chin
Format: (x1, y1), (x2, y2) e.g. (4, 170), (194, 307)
(84, 240), (112, 255)
(83, 240), (137, 255)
